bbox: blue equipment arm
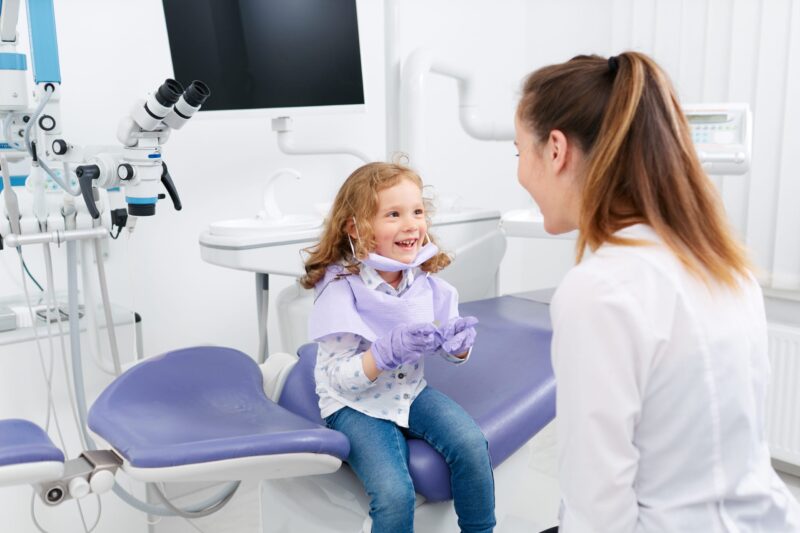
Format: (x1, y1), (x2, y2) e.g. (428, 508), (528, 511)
(25, 0), (60, 83)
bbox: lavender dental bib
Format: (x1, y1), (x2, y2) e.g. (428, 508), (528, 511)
(309, 265), (458, 343)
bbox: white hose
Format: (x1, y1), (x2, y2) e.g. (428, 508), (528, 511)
(93, 238), (122, 374)
(43, 243), (86, 450)
(78, 240), (115, 375)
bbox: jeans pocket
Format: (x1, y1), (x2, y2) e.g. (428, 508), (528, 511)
(324, 410), (339, 429)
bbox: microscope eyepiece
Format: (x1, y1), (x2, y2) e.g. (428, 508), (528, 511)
(183, 80), (210, 108)
(154, 79), (183, 108)
(162, 80), (211, 130)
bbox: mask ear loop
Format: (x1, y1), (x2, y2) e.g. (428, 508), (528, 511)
(348, 216), (361, 259)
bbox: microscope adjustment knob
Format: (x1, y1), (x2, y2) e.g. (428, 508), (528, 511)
(52, 139), (68, 155)
(89, 469), (115, 494)
(68, 476), (91, 499)
(117, 163), (135, 181)
(38, 115), (56, 131)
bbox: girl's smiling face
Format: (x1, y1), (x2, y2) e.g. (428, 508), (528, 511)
(371, 178), (428, 266)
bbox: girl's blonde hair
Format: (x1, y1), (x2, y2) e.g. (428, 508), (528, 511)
(517, 51), (750, 287)
(300, 162), (451, 289)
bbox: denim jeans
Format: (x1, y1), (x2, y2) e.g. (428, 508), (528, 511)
(325, 386), (496, 533)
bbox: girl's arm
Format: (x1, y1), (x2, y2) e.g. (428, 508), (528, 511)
(317, 333), (378, 394)
(361, 349), (380, 381)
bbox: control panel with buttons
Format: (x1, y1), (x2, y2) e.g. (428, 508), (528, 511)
(684, 103), (752, 175)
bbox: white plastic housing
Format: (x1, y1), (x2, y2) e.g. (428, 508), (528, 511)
(0, 68), (28, 110)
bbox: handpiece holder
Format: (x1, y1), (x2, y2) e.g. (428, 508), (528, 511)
(160, 162), (181, 211)
(75, 164), (101, 219)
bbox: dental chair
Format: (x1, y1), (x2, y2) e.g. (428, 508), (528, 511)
(0, 419), (65, 488)
(0, 292), (555, 531)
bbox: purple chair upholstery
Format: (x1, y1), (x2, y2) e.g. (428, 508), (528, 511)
(279, 294), (556, 501)
(89, 346), (350, 468)
(0, 419), (64, 467)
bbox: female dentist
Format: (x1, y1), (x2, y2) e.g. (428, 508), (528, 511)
(514, 52), (800, 532)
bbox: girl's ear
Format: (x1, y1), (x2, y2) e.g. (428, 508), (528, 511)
(345, 217), (357, 239)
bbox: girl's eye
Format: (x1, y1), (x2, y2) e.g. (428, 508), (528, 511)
(414, 209), (424, 215)
(388, 211), (399, 218)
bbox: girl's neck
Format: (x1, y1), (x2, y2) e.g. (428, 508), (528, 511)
(377, 270), (403, 289)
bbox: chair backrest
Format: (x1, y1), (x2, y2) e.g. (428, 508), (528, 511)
(276, 343), (324, 425)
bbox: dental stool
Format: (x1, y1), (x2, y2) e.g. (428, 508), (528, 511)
(0, 419), (65, 487)
(88, 346), (350, 483)
(277, 293), (556, 501)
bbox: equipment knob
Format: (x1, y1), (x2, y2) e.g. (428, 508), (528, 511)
(89, 470), (115, 494)
(44, 486), (64, 504)
(68, 477), (90, 499)
(52, 139), (68, 155)
(38, 115), (56, 131)
(117, 163), (135, 181)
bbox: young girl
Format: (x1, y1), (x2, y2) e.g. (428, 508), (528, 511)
(300, 162), (496, 533)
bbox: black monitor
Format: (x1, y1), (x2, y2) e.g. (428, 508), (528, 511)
(161, 0), (365, 113)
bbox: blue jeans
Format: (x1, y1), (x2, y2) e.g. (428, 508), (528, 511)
(325, 386), (496, 533)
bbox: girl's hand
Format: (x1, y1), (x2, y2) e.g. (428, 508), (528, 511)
(437, 316), (479, 356)
(370, 322), (439, 370)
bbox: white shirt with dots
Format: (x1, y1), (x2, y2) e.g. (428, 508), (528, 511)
(314, 264), (468, 428)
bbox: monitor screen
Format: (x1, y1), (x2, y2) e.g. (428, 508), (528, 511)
(161, 0), (365, 112)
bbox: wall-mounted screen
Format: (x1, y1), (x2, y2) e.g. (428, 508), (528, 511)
(161, 0), (365, 113)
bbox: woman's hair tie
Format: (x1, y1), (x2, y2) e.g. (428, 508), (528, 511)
(608, 55), (619, 75)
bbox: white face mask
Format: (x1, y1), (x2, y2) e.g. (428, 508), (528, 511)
(349, 217), (438, 272)
(361, 242), (439, 272)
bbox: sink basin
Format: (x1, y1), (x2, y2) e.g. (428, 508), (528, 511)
(209, 215), (322, 237)
(501, 209), (577, 240)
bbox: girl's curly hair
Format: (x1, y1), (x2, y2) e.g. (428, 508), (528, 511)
(300, 162), (451, 289)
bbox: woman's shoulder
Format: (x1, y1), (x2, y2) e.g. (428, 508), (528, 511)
(553, 233), (679, 316)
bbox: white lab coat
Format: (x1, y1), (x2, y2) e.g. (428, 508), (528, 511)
(550, 224), (800, 532)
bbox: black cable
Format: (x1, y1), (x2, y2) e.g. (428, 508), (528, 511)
(20, 252), (45, 292)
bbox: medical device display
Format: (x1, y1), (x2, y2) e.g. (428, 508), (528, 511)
(162, 0), (364, 113)
(684, 103), (752, 175)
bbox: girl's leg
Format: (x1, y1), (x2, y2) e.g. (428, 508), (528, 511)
(407, 386), (496, 533)
(326, 407), (416, 533)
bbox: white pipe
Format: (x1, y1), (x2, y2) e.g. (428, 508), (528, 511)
(272, 117), (373, 164)
(400, 48), (514, 176)
(384, 0), (402, 159)
(3, 226), (107, 247)
(0, 0), (21, 43)
(262, 168), (301, 221)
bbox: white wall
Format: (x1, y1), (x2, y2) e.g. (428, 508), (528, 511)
(1, 0), (798, 531)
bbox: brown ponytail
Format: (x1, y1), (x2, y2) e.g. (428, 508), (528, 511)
(517, 52), (750, 287)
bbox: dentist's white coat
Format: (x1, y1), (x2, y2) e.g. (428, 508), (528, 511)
(551, 224), (800, 532)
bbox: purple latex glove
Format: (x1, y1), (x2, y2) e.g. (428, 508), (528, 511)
(370, 322), (439, 371)
(437, 316), (479, 356)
